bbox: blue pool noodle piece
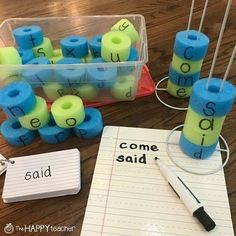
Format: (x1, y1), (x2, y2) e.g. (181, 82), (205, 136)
(17, 48), (35, 64)
(61, 35), (88, 58)
(87, 58), (117, 89)
(88, 34), (102, 58)
(56, 57), (86, 87)
(13, 25), (43, 49)
(74, 108), (103, 139)
(38, 114), (71, 144)
(0, 81), (36, 118)
(128, 47), (139, 61)
(174, 30), (209, 61)
(179, 132), (217, 159)
(1, 119), (37, 146)
(22, 57), (52, 88)
(168, 64), (200, 86)
(118, 47), (138, 75)
(190, 78), (236, 117)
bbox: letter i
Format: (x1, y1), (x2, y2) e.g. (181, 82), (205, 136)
(200, 134), (206, 146)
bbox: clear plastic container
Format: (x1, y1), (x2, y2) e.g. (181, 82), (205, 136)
(0, 15), (148, 102)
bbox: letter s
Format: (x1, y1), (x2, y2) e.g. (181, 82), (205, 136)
(116, 155), (124, 162)
(203, 102), (216, 116)
(24, 171), (31, 180)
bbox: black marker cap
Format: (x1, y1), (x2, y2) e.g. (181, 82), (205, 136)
(193, 207), (216, 232)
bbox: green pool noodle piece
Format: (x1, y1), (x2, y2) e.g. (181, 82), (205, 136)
(81, 57), (86, 63)
(0, 47), (22, 78)
(50, 49), (63, 64)
(33, 37), (54, 58)
(19, 96), (50, 130)
(167, 80), (192, 98)
(171, 54), (203, 75)
(84, 53), (93, 63)
(101, 31), (131, 62)
(184, 105), (225, 137)
(111, 75), (136, 100)
(51, 95), (85, 128)
(42, 82), (70, 101)
(70, 84), (99, 100)
(183, 124), (221, 147)
(111, 18), (139, 44)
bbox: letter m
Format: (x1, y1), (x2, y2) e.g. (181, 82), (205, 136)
(8, 106), (25, 117)
(177, 76), (194, 86)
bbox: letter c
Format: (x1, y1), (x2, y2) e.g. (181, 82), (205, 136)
(120, 142), (127, 149)
(184, 46), (194, 60)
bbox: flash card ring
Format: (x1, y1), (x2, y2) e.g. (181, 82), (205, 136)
(0, 159), (15, 165)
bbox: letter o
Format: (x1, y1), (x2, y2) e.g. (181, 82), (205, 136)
(130, 143), (138, 149)
(180, 63), (191, 73)
(66, 118), (77, 127)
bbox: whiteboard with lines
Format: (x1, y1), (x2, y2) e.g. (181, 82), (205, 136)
(81, 126), (234, 236)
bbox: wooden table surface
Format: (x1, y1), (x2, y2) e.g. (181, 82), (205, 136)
(0, 0), (235, 235)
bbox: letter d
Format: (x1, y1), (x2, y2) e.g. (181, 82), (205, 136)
(193, 148), (203, 159)
(139, 154), (147, 164)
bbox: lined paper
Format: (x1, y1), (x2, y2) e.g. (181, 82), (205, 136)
(81, 126), (234, 236)
(2, 149), (81, 203)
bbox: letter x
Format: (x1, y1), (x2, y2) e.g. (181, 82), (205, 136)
(66, 48), (76, 57)
(29, 34), (36, 47)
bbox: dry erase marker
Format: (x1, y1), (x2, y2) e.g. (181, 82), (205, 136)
(154, 157), (216, 232)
